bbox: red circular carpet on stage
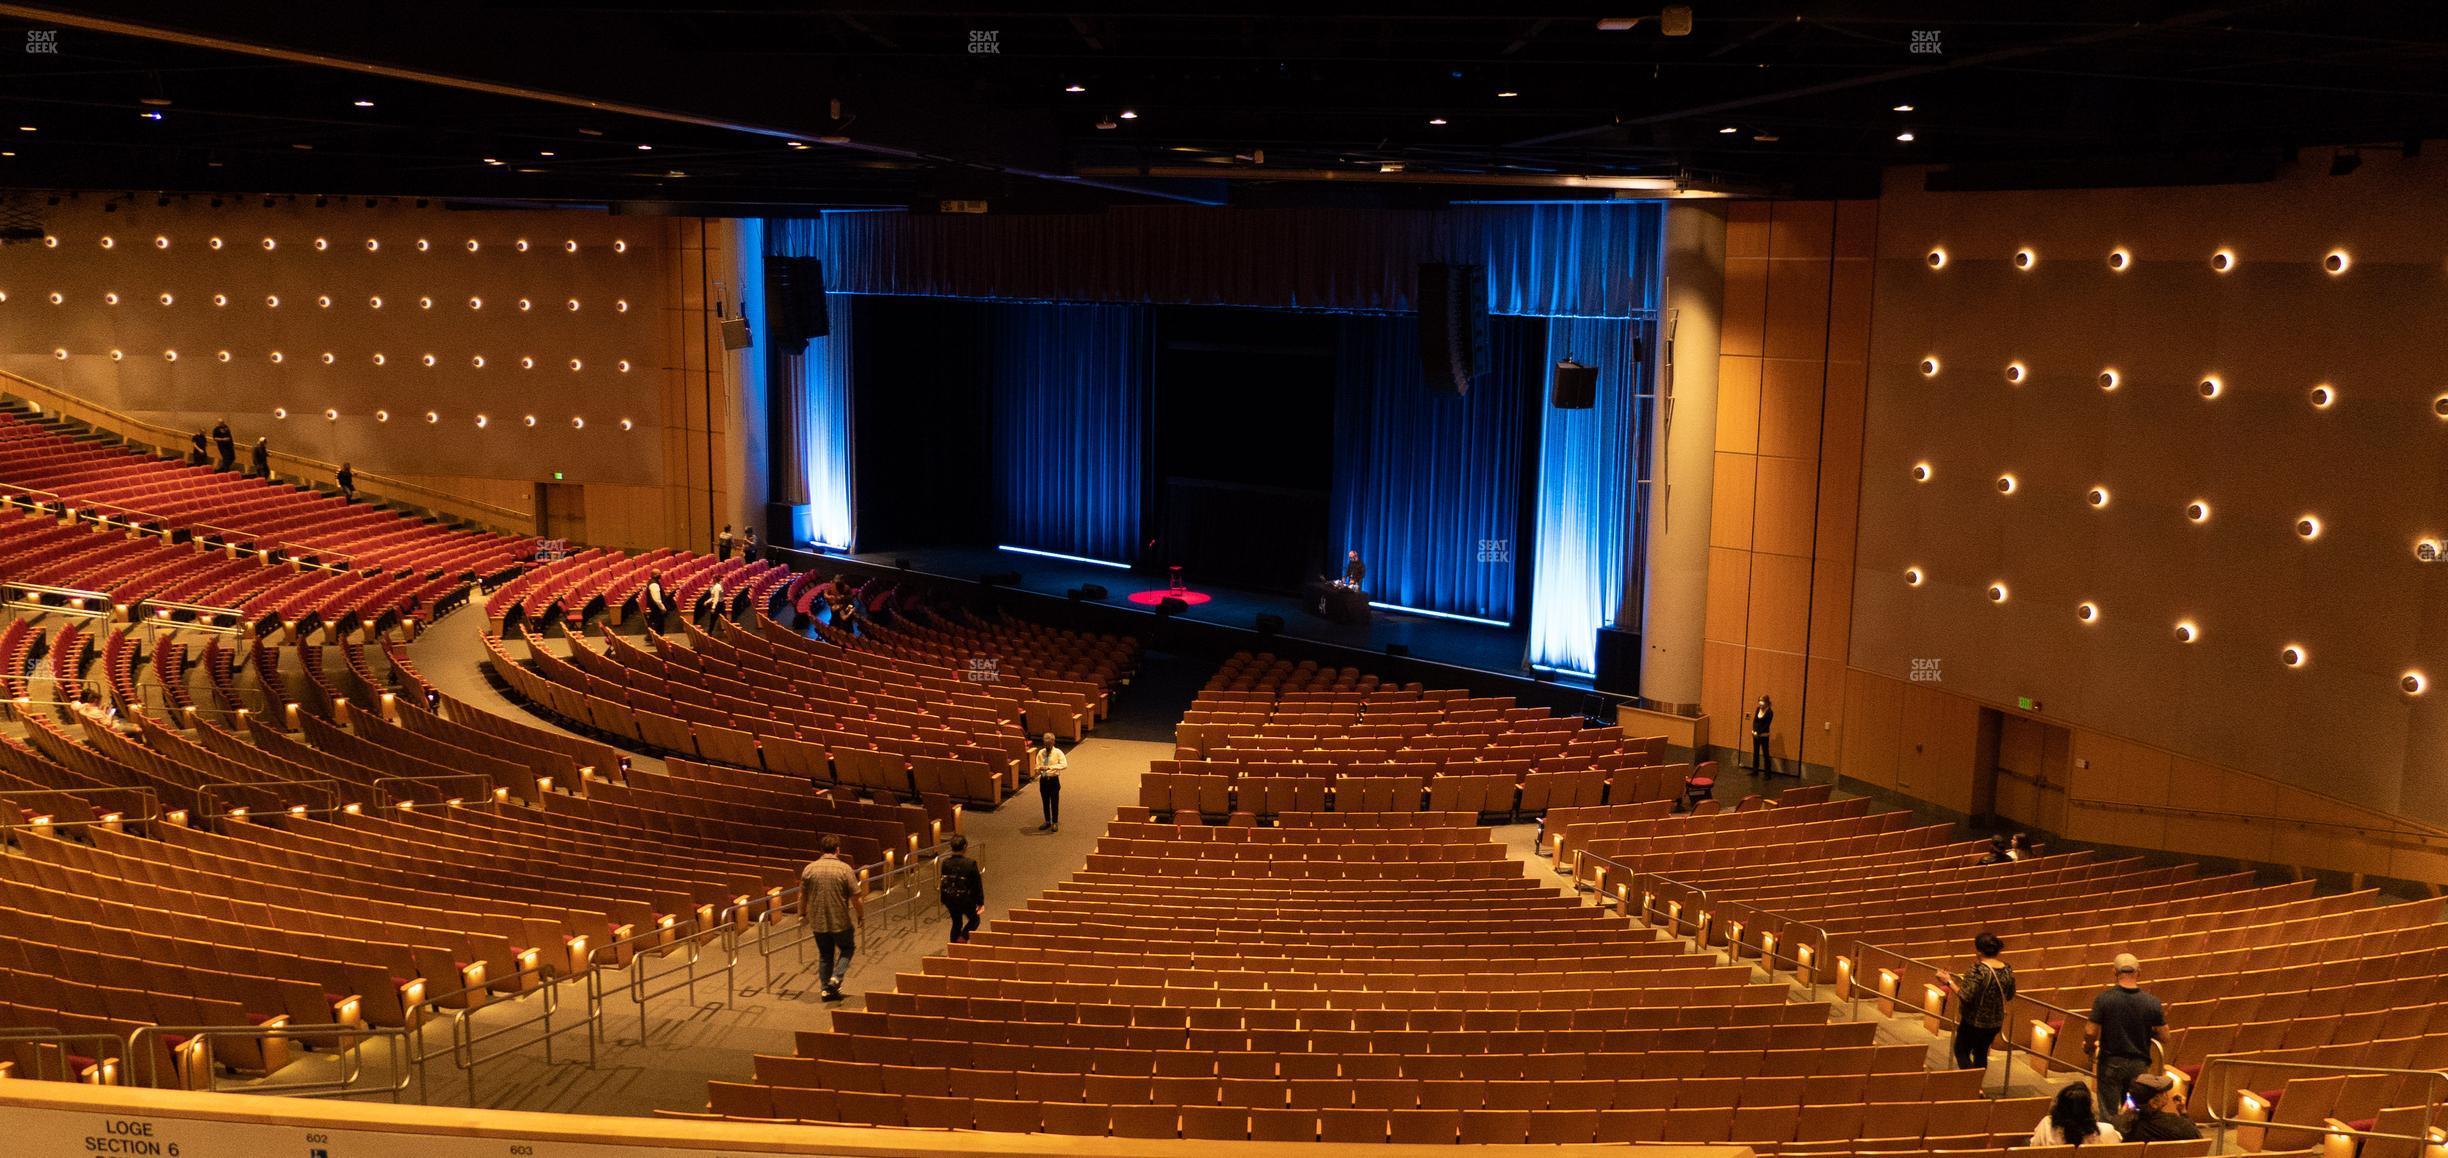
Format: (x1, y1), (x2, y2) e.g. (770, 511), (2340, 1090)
(1127, 589), (1213, 606)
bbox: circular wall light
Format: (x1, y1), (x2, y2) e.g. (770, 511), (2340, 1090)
(570, 416), (586, 430)
(2012, 248), (2036, 270)
(265, 294), (280, 308)
(2186, 500), (2212, 523)
(418, 297), (433, 310)
(474, 414), (490, 428)
(318, 352), (335, 365)
(97, 236), (114, 249)
(1925, 248), (1947, 269)
(2210, 248), (2235, 272)
(1904, 567), (1924, 587)
(271, 407), (287, 419)
(567, 358), (583, 371)
(161, 350), (176, 362)
(2432, 394), (2448, 419)
(466, 239), (481, 252)
(614, 299), (629, 313)
(153, 236), (169, 250)
(616, 360), (631, 373)
(46, 292), (61, 305)
(375, 410), (390, 422)
(368, 296), (383, 309)
(1995, 474), (2018, 494)
(519, 356), (535, 370)
(516, 298), (532, 312)
(2296, 515), (2322, 540)
(567, 298), (581, 312)
(261, 237), (276, 251)
(214, 351), (229, 363)
(1988, 582), (2009, 603)
(2280, 644), (2306, 668)
(619, 418), (634, 431)
(415, 239), (431, 252)
(564, 240), (579, 253)
(1919, 357), (1940, 377)
(50, 348), (64, 360)
(316, 295), (332, 309)
(370, 353), (386, 366)
(467, 297), (482, 310)
(2088, 486), (2111, 508)
(1910, 463), (1932, 483)
(2419, 537), (2445, 562)
(323, 408), (339, 421)
(2076, 601), (2099, 623)
(2198, 376), (2223, 399)
(366, 238), (380, 252)
(613, 240), (628, 253)
(107, 349), (123, 361)
(2004, 362), (2026, 384)
(2405, 671), (2429, 697)
(2310, 384), (2335, 409)
(424, 410), (439, 424)
(2173, 621), (2199, 643)
(515, 239), (530, 253)
(312, 237), (328, 252)
(522, 415), (538, 428)
(2324, 250), (2349, 274)
(470, 356), (486, 369)
(157, 293), (173, 306)
(208, 237), (223, 250)
(268, 351), (284, 363)
(103, 292), (120, 305)
(421, 354), (437, 367)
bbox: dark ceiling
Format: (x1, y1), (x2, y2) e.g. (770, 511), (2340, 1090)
(1, 2), (2444, 215)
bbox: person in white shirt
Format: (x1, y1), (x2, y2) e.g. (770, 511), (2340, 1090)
(1034, 732), (1066, 832)
(2031, 1083), (2123, 1147)
(701, 577), (727, 625)
(644, 573), (671, 633)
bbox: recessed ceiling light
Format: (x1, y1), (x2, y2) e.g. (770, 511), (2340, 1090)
(1064, 84), (1086, 93)
(1119, 110), (1139, 120)
(1428, 117), (1449, 126)
(1095, 119), (1118, 130)
(1751, 133), (1779, 143)
(578, 128), (604, 137)
(1892, 103), (1915, 112)
(636, 144), (652, 150)
(1496, 90), (1519, 98)
(16, 126), (35, 133)
(1719, 126), (1738, 134)
(1895, 131), (1916, 142)
(353, 99), (375, 108)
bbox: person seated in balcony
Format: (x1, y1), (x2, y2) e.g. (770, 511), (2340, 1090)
(2030, 1083), (2122, 1147)
(2116, 1073), (2199, 1142)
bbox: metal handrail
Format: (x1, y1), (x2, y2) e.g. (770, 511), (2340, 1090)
(370, 774), (498, 807)
(0, 579), (114, 616)
(0, 482), (332, 564)
(2065, 794), (2448, 855)
(127, 1022), (414, 1100)
(742, 854), (931, 992)
(2198, 1058), (2448, 1148)
(197, 776), (339, 819)
(0, 1028), (129, 1083)
(129, 595), (251, 632)
(1842, 940), (2097, 1096)
(0, 787), (161, 841)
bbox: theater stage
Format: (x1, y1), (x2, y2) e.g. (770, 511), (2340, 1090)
(796, 545), (1609, 707)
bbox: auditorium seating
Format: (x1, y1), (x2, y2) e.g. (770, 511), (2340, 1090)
(0, 409), (532, 579)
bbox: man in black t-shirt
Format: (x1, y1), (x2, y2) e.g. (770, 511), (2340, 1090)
(2085, 953), (2168, 1114)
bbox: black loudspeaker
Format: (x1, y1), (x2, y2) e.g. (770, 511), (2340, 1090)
(981, 571), (1021, 587)
(1065, 587), (1086, 602)
(1417, 263), (1490, 396)
(1552, 359), (1598, 409)
(718, 317), (754, 351)
(1157, 597), (1188, 616)
(1386, 643), (1411, 658)
(766, 257), (830, 347)
(1255, 614), (1284, 635)
(1078, 583), (1108, 600)
(1594, 626), (1643, 695)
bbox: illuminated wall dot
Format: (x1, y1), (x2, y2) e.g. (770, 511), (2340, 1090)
(103, 293), (119, 305)
(324, 408), (338, 421)
(519, 356), (535, 369)
(375, 410), (390, 422)
(564, 240), (579, 253)
(1919, 357), (1940, 377)
(514, 239), (529, 252)
(316, 295), (332, 309)
(2296, 515), (2322, 540)
(614, 300), (629, 313)
(215, 350), (230, 362)
(1910, 463), (1931, 483)
(107, 349), (123, 361)
(269, 351), (284, 363)
(46, 292), (60, 304)
(161, 350), (176, 362)
(2324, 250), (2349, 274)
(2186, 500), (2211, 523)
(265, 295), (280, 308)
(42, 237), (56, 249)
(320, 352), (336, 365)
(2077, 602), (2099, 623)
(516, 298), (532, 311)
(1987, 583), (2009, 603)
(466, 239), (481, 252)
(366, 238), (380, 252)
(470, 356), (486, 368)
(157, 293), (173, 306)
(2210, 248), (2234, 272)
(368, 296), (383, 309)
(49, 348), (65, 360)
(612, 240), (627, 253)
(2004, 362), (2025, 384)
(2432, 395), (2448, 419)
(2198, 376), (2222, 399)
(370, 353), (386, 366)
(97, 236), (114, 249)
(1995, 474), (2017, 494)
(2419, 538), (2445, 562)
(619, 419), (634, 431)
(1925, 248), (1947, 269)
(2173, 621), (2198, 643)
(475, 414), (490, 428)
(2012, 248), (2036, 270)
(567, 358), (583, 371)
(570, 416), (586, 429)
(2405, 672), (2430, 697)
(522, 415), (537, 427)
(425, 411), (440, 424)
(207, 237), (222, 250)
(415, 239), (430, 252)
(212, 293), (227, 307)
(2309, 384), (2334, 409)
(616, 360), (631, 373)
(418, 297), (433, 310)
(566, 298), (581, 311)
(468, 297), (482, 310)
(312, 237), (328, 251)
(2088, 487), (2110, 508)
(2280, 645), (2306, 668)
(153, 235), (169, 249)
(1904, 567), (1924, 586)
(272, 407), (287, 419)
(421, 354), (437, 367)
(262, 238), (277, 250)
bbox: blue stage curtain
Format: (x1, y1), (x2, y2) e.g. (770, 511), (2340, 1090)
(769, 218), (858, 550)
(1528, 316), (1641, 675)
(990, 303), (1147, 564)
(789, 204), (1649, 318)
(1329, 315), (1530, 624)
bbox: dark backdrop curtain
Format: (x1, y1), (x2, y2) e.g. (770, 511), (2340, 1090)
(990, 303), (1148, 564)
(849, 298), (992, 551)
(1329, 315), (1537, 624)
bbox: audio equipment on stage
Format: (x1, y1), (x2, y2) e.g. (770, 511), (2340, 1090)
(1594, 626), (1643, 695)
(1078, 583), (1108, 600)
(718, 316), (754, 351)
(1552, 358), (1599, 409)
(767, 257), (830, 347)
(1417, 263), (1490, 396)
(1255, 614), (1285, 635)
(1157, 596), (1189, 616)
(981, 571), (1021, 587)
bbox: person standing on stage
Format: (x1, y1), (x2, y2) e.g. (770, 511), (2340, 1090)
(1343, 549), (1366, 587)
(1034, 732), (1066, 832)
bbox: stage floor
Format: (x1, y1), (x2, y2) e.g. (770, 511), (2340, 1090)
(840, 545), (1590, 692)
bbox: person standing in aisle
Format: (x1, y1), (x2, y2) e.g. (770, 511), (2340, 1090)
(249, 437), (271, 481)
(1751, 694), (1775, 774)
(1034, 732), (1066, 832)
(938, 835), (984, 944)
(799, 835), (862, 1001)
(716, 524), (735, 561)
(336, 462), (355, 503)
(211, 419), (235, 471)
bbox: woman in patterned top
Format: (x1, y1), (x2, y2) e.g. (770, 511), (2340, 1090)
(1936, 930), (2017, 1071)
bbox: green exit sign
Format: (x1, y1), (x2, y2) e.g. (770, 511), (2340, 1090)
(552, 471), (565, 481)
(2016, 696), (2036, 711)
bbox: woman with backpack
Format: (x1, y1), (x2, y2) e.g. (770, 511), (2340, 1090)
(938, 835), (984, 944)
(1935, 929), (2016, 1071)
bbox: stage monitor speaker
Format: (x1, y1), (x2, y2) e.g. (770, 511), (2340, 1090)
(718, 317), (753, 351)
(1157, 596), (1189, 616)
(980, 571), (1021, 588)
(1386, 643), (1411, 658)
(1065, 587), (1085, 602)
(1417, 263), (1490, 396)
(1078, 583), (1108, 600)
(1552, 359), (1598, 409)
(1255, 614), (1285, 635)
(766, 257), (830, 347)
(1594, 626), (1643, 695)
